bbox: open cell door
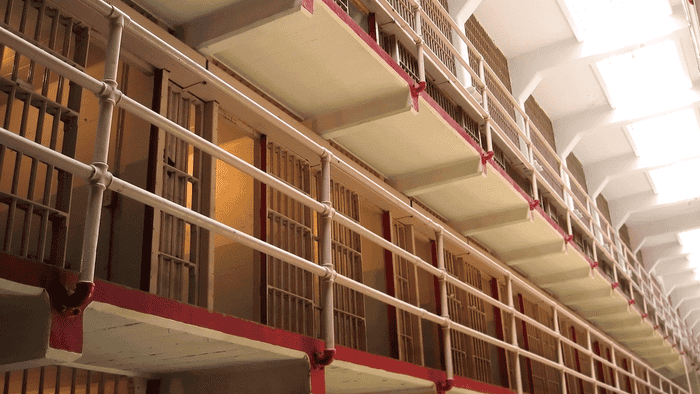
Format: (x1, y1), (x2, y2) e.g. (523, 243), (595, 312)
(145, 70), (214, 307)
(325, 179), (367, 351)
(0, 0), (88, 268)
(261, 139), (318, 338)
(383, 211), (424, 365)
(439, 249), (493, 383)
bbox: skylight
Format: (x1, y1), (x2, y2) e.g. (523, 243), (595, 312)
(679, 230), (700, 258)
(564, 0), (673, 44)
(595, 40), (691, 110)
(649, 158), (700, 203)
(626, 109), (700, 160)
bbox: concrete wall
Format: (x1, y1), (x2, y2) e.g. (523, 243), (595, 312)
(212, 119), (257, 321)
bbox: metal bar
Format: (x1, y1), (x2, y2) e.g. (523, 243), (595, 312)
(320, 151), (335, 350)
(436, 229), (454, 382)
(77, 12), (125, 283)
(1, 2), (691, 389)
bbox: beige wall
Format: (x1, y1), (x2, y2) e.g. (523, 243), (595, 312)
(359, 196), (390, 358)
(212, 118), (257, 321)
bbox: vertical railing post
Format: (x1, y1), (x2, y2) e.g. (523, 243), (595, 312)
(684, 355), (695, 394)
(555, 308), (568, 394)
(436, 229), (455, 391)
(317, 150), (336, 367)
(78, 9), (128, 287)
(507, 274), (523, 394)
(414, 4), (426, 83)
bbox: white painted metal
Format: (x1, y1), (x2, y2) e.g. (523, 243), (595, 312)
(0, 0), (695, 391)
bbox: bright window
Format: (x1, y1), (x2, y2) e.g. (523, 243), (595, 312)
(649, 158), (700, 203)
(595, 40), (691, 109)
(626, 109), (700, 159)
(564, 0), (672, 43)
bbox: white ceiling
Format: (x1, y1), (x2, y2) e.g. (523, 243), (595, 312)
(475, 0), (700, 338)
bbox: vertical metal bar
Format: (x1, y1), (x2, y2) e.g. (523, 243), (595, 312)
(320, 151), (335, 351)
(436, 229), (454, 383)
(78, 11), (127, 283)
(507, 274), (523, 394)
(414, 5), (425, 83)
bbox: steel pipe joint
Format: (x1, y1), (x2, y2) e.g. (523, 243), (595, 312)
(97, 82), (123, 105)
(107, 5), (131, 27)
(322, 266), (337, 282)
(88, 163), (113, 189)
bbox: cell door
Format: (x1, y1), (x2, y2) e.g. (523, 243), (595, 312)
(384, 212), (423, 366)
(146, 70), (213, 307)
(322, 178), (367, 350)
(262, 140), (317, 338)
(0, 0), (88, 267)
(443, 249), (493, 382)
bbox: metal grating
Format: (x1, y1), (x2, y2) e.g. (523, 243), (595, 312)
(265, 141), (318, 338)
(0, 0), (87, 268)
(389, 217), (424, 366)
(519, 294), (560, 394)
(444, 250), (492, 383)
(151, 81), (206, 304)
(0, 365), (134, 394)
(321, 178), (367, 351)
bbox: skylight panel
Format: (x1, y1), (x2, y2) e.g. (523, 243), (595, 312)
(679, 230), (700, 257)
(648, 158), (700, 203)
(626, 109), (700, 160)
(595, 41), (691, 109)
(563, 0), (672, 43)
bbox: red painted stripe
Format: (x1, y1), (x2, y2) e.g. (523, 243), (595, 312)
(517, 294), (535, 394)
(319, 0), (413, 86)
(334, 346), (515, 394)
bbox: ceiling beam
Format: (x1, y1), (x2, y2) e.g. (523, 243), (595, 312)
(447, 0), (485, 24)
(662, 270), (698, 295)
(508, 6), (687, 113)
(645, 244), (689, 272)
(587, 150), (700, 200)
(654, 257), (693, 277)
(630, 211), (700, 248)
(553, 87), (700, 159)
(609, 191), (700, 231)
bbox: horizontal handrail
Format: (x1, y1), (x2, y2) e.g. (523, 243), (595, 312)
(3, 0), (696, 389)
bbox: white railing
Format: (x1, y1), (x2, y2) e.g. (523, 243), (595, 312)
(0, 0), (694, 393)
(369, 0), (699, 364)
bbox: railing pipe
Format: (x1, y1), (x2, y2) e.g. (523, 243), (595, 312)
(317, 150), (336, 368)
(78, 11), (127, 285)
(5, 1), (693, 390)
(436, 229), (454, 388)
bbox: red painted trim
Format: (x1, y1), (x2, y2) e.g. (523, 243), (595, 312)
(93, 280), (326, 356)
(418, 90), (482, 152)
(605, 347), (616, 389)
(301, 0), (314, 14)
(517, 294), (535, 394)
(622, 358), (633, 392)
(570, 326), (586, 394)
(382, 211), (399, 360)
(368, 13), (377, 42)
(259, 134), (268, 325)
(334, 346), (515, 394)
(320, 0), (413, 86)
(1, 254), (517, 394)
(321, 0), (574, 269)
(490, 277), (510, 388)
(310, 367), (325, 394)
(593, 341), (607, 394)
